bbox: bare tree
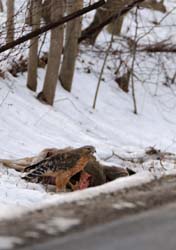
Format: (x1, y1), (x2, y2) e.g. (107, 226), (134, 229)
(6, 0), (14, 43)
(81, 0), (127, 45)
(38, 0), (65, 105)
(107, 0), (166, 35)
(0, 0), (3, 12)
(27, 0), (42, 91)
(81, 0), (166, 44)
(59, 0), (83, 92)
(0, 1), (105, 53)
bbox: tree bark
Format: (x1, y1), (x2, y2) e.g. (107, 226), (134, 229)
(6, 0), (14, 43)
(106, 16), (123, 36)
(59, 0), (83, 92)
(41, 0), (52, 24)
(0, 0), (3, 12)
(27, 0), (42, 91)
(38, 0), (65, 105)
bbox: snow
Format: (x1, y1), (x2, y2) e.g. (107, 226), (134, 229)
(37, 172), (155, 208)
(0, 164), (155, 220)
(0, 237), (22, 249)
(36, 218), (80, 234)
(0, 0), (176, 220)
(113, 201), (136, 210)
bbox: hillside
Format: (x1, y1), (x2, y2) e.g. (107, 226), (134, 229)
(0, 0), (176, 221)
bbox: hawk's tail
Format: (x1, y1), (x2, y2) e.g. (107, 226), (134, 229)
(23, 160), (45, 172)
(22, 161), (48, 182)
(22, 173), (43, 183)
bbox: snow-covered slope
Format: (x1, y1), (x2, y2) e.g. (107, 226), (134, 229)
(1, 67), (176, 160)
(0, 65), (176, 220)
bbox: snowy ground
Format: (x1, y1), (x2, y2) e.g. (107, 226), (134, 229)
(0, 66), (176, 220)
(0, 0), (176, 221)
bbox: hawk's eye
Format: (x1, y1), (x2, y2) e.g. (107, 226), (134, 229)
(85, 146), (95, 153)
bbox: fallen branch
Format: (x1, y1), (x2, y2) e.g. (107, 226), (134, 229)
(104, 147), (176, 164)
(138, 44), (176, 53)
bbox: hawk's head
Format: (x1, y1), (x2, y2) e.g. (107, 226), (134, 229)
(78, 145), (96, 155)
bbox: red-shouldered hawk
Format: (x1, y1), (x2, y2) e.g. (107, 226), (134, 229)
(22, 145), (96, 192)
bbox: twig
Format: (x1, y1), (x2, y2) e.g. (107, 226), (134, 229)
(0, 81), (14, 106)
(38, 32), (47, 59)
(130, 7), (139, 114)
(92, 10), (121, 109)
(103, 150), (145, 163)
(136, 6), (176, 44)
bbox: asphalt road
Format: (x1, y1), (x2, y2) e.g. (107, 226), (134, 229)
(24, 202), (176, 250)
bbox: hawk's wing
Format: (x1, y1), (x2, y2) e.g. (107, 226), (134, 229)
(22, 151), (81, 182)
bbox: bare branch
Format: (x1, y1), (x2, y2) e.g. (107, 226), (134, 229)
(0, 0), (106, 53)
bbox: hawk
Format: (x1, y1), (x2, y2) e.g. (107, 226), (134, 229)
(22, 145), (96, 192)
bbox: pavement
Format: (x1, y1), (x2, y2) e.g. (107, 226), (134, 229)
(24, 202), (176, 250)
(1, 174), (176, 249)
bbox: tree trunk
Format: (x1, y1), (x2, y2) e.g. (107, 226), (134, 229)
(41, 0), (52, 24)
(6, 0), (14, 43)
(106, 0), (166, 35)
(107, 16), (123, 36)
(81, 0), (166, 44)
(27, 0), (42, 91)
(140, 0), (166, 13)
(0, 0), (3, 12)
(81, 0), (126, 45)
(38, 0), (64, 105)
(59, 0), (83, 92)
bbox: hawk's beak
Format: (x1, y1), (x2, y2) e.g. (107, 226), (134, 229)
(93, 148), (96, 154)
